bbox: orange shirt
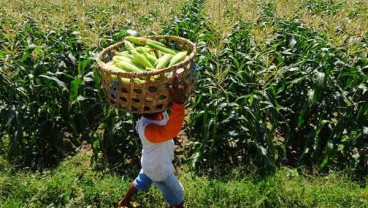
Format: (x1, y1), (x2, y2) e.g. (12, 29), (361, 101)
(144, 103), (184, 143)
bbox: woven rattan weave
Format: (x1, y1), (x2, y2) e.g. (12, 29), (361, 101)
(97, 36), (197, 114)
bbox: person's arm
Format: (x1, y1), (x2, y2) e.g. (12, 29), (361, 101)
(144, 103), (184, 143)
(144, 74), (187, 143)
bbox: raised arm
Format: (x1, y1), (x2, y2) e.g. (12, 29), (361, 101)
(144, 74), (187, 143)
(144, 103), (184, 143)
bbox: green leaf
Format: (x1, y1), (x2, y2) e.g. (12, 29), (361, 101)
(320, 155), (329, 168)
(248, 94), (254, 106)
(34, 46), (43, 57)
(68, 53), (77, 66)
(298, 104), (308, 128)
(78, 59), (92, 75)
(39, 75), (68, 92)
(70, 77), (82, 102)
(21, 51), (29, 62)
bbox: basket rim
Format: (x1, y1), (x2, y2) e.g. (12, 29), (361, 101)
(97, 35), (197, 78)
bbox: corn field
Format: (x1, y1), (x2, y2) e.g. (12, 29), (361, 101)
(0, 0), (367, 177)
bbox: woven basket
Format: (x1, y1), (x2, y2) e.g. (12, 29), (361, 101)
(97, 35), (197, 114)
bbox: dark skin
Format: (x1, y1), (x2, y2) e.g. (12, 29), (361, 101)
(118, 74), (187, 208)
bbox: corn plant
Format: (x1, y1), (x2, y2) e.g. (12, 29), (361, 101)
(264, 18), (367, 172)
(0, 15), (136, 169)
(166, 1), (368, 176)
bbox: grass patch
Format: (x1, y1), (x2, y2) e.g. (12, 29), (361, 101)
(0, 153), (366, 207)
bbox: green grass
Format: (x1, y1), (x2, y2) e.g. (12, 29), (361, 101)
(0, 153), (366, 208)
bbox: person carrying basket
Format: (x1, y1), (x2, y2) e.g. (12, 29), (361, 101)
(118, 74), (187, 208)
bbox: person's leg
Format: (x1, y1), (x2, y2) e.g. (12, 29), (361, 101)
(118, 169), (153, 207)
(118, 182), (138, 207)
(153, 174), (184, 208)
(175, 201), (184, 208)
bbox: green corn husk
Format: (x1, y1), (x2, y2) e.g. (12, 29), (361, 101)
(124, 40), (136, 53)
(145, 97), (154, 102)
(145, 67), (155, 71)
(115, 51), (134, 59)
(131, 50), (154, 69)
(112, 56), (139, 67)
(150, 74), (160, 81)
(100, 61), (123, 73)
(125, 36), (147, 46)
(111, 59), (143, 73)
(156, 54), (173, 69)
(169, 51), (188, 66)
(136, 47), (150, 53)
(153, 49), (163, 58)
(146, 39), (167, 47)
(142, 50), (157, 65)
(146, 40), (177, 55)
(143, 45), (157, 57)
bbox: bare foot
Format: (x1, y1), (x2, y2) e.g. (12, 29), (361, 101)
(117, 199), (128, 208)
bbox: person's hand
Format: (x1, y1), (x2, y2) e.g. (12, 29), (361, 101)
(170, 74), (187, 104)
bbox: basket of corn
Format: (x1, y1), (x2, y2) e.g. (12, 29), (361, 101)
(97, 35), (197, 114)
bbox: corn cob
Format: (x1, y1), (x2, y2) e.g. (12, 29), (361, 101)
(135, 47), (150, 53)
(136, 47), (157, 65)
(142, 50), (158, 65)
(112, 56), (139, 67)
(146, 39), (167, 48)
(150, 75), (160, 81)
(125, 36), (167, 48)
(111, 74), (118, 80)
(142, 45), (157, 57)
(100, 61), (124, 73)
(124, 40), (135, 53)
(156, 54), (173, 69)
(125, 36), (147, 46)
(169, 51), (188, 66)
(145, 97), (154, 102)
(100, 61), (142, 85)
(120, 77), (145, 85)
(111, 59), (143, 73)
(145, 67), (155, 71)
(120, 77), (130, 85)
(131, 50), (154, 69)
(115, 51), (134, 59)
(153, 49), (163, 58)
(146, 40), (177, 55)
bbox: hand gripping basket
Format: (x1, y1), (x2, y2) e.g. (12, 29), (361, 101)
(97, 35), (197, 114)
